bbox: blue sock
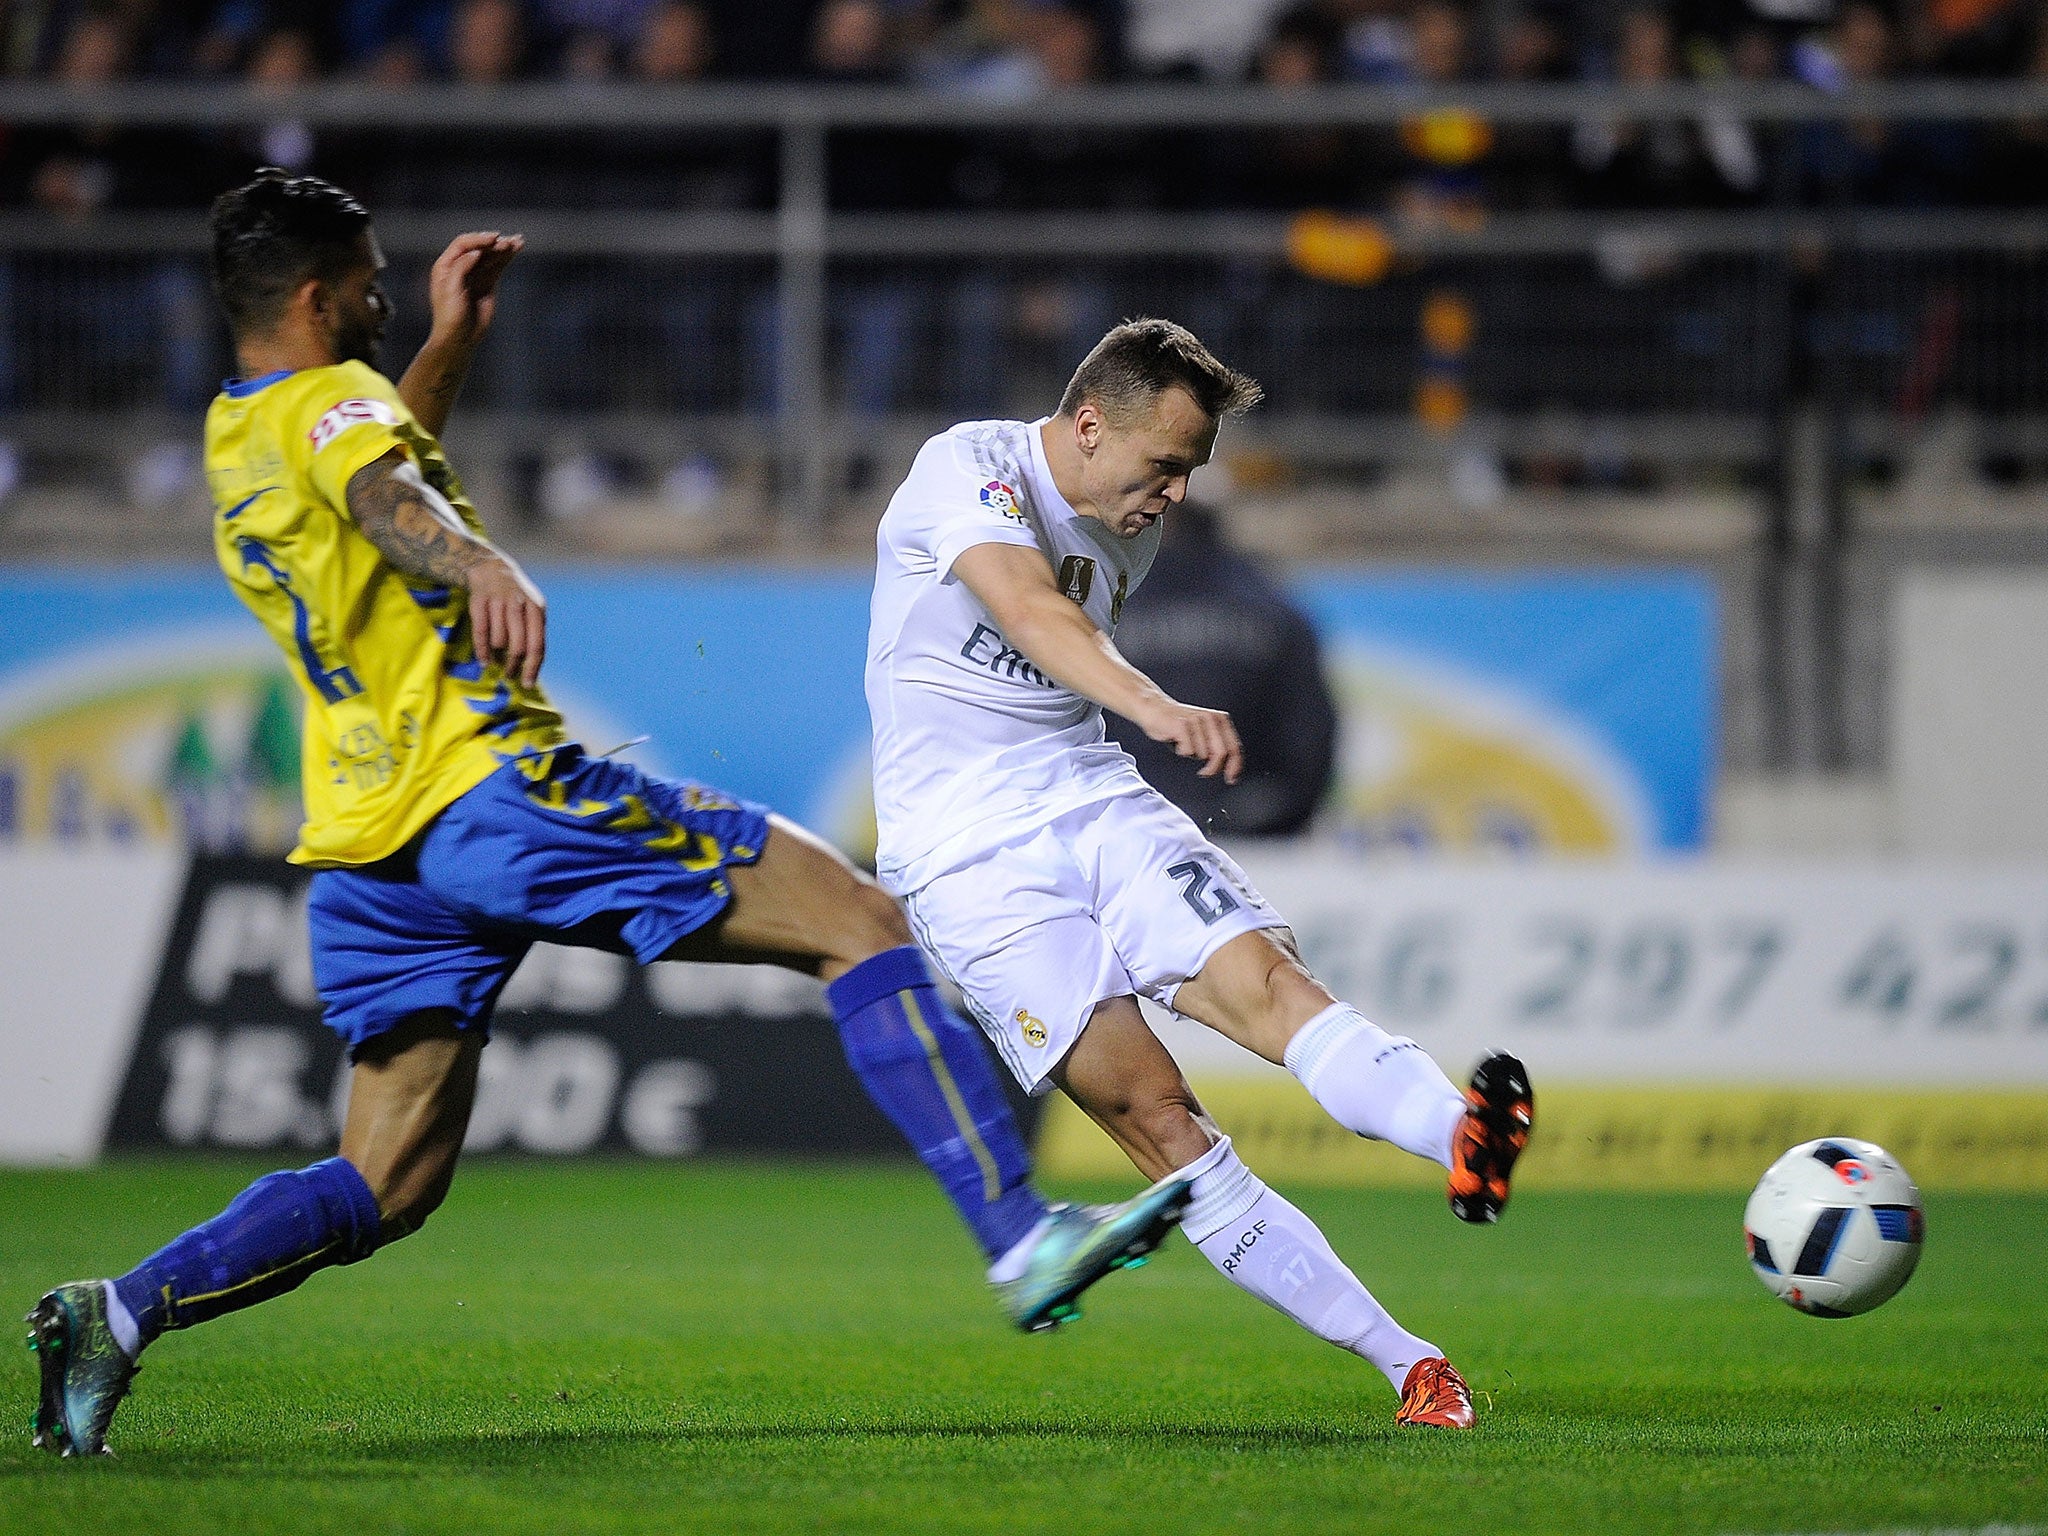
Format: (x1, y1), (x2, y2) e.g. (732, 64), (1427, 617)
(827, 946), (1049, 1262)
(112, 1156), (383, 1350)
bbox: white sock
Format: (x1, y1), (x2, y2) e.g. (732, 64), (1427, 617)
(1177, 1137), (1440, 1393)
(986, 1214), (1056, 1285)
(101, 1280), (141, 1360)
(1282, 1004), (1467, 1169)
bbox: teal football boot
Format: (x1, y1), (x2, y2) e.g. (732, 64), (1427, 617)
(995, 1175), (1193, 1333)
(27, 1281), (139, 1457)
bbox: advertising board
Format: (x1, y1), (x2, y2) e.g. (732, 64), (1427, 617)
(5, 850), (2041, 1188)
(0, 566), (1715, 858)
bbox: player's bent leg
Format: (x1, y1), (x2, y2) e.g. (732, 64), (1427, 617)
(27, 1011), (477, 1457)
(664, 817), (1053, 1269)
(1052, 999), (1463, 1416)
(1175, 929), (1528, 1217)
(338, 1010), (484, 1240)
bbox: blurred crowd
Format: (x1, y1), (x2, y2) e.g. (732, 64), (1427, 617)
(0, 0), (2042, 500)
(2, 0), (2046, 217)
(3, 0), (2045, 90)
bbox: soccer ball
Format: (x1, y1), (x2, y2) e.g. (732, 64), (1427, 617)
(1743, 1137), (1924, 1317)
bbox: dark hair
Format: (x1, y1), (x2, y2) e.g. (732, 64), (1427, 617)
(1058, 318), (1263, 425)
(209, 168), (372, 337)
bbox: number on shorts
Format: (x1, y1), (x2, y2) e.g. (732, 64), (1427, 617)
(1167, 859), (1240, 927)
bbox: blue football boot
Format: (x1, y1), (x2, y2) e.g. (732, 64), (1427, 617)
(994, 1175), (1193, 1333)
(28, 1281), (139, 1457)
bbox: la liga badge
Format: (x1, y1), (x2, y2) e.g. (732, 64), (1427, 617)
(980, 480), (1025, 522)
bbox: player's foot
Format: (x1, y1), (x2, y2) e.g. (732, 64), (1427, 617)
(994, 1175), (1193, 1333)
(1395, 1356), (1475, 1429)
(27, 1281), (139, 1457)
(1448, 1050), (1533, 1224)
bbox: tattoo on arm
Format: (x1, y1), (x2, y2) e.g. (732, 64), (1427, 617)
(346, 450), (498, 586)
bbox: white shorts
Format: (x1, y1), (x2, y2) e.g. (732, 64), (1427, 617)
(901, 788), (1286, 1095)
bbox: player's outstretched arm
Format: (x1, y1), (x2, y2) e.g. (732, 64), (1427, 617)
(953, 541), (1242, 783)
(347, 448), (547, 687)
(398, 231), (523, 439)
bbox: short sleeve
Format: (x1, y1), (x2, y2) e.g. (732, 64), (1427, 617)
(297, 374), (417, 519)
(933, 475), (1048, 589)
(880, 438), (1040, 581)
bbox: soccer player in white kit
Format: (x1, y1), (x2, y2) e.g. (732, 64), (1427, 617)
(864, 320), (1535, 1427)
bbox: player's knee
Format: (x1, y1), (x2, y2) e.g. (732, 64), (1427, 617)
(840, 875), (914, 958)
(1238, 938), (1332, 1047)
(1129, 1083), (1203, 1137)
(1102, 1082), (1208, 1168)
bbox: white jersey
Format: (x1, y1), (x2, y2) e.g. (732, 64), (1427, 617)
(866, 417), (1160, 894)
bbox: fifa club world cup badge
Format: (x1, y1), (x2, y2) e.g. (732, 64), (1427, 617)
(980, 480), (1027, 524)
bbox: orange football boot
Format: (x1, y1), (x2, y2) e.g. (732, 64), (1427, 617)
(1448, 1051), (1533, 1224)
(1395, 1357), (1476, 1429)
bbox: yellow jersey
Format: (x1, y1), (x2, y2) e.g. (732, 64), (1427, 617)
(203, 360), (566, 868)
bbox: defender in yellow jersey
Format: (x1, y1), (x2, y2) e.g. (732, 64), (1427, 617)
(205, 357), (566, 867)
(27, 171), (1186, 1458)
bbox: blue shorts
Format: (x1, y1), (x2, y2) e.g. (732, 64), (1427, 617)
(308, 746), (771, 1052)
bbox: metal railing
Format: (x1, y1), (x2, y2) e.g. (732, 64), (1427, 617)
(5, 80), (2047, 510)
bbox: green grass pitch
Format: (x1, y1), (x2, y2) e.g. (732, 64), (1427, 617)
(1, 1159), (2043, 1536)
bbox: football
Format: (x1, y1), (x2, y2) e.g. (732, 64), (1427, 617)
(1743, 1137), (1925, 1317)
